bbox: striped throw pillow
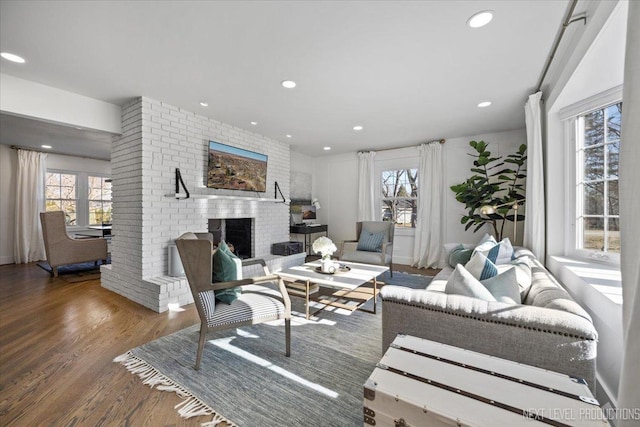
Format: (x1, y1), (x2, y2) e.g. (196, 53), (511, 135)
(474, 237), (515, 265)
(464, 252), (499, 281)
(357, 229), (385, 252)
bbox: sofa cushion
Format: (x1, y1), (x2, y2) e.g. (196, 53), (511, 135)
(445, 264), (497, 302)
(448, 244), (474, 267)
(341, 250), (390, 265)
(357, 229), (385, 252)
(465, 252), (498, 281)
(474, 237), (515, 265)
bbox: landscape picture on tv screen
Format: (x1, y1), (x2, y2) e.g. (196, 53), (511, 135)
(207, 141), (268, 192)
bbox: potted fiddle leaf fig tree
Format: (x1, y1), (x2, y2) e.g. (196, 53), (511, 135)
(450, 140), (527, 241)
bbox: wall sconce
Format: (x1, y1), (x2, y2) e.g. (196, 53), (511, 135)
(312, 198), (321, 209)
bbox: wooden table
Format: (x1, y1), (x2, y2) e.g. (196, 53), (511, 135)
(277, 260), (388, 319)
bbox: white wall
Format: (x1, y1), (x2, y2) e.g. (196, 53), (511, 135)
(311, 128), (526, 266)
(0, 145), (111, 265)
(545, 1), (627, 407)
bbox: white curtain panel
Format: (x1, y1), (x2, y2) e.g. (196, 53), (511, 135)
(523, 91), (546, 261)
(14, 149), (47, 263)
(357, 151), (377, 221)
(617, 1), (640, 422)
(412, 142), (443, 269)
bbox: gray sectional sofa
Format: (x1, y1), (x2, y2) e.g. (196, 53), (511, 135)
(380, 247), (599, 391)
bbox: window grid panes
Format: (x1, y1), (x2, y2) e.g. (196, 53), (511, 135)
(381, 169), (418, 228)
(88, 176), (112, 225)
(577, 102), (621, 253)
(45, 172), (77, 225)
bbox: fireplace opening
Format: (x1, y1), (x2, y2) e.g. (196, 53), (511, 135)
(208, 218), (253, 259)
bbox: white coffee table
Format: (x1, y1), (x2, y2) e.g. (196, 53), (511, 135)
(277, 260), (389, 319)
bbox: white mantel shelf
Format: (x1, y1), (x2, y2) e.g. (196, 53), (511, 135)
(164, 194), (282, 202)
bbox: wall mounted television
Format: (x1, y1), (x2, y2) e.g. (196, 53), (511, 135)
(207, 141), (268, 192)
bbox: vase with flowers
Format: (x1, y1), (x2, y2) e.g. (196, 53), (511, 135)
(312, 236), (338, 273)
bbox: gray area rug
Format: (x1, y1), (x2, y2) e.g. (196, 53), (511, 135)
(115, 271), (431, 427)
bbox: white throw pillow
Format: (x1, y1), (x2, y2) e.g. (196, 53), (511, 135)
(445, 264), (497, 302)
(464, 252), (498, 281)
(481, 268), (521, 304)
(474, 237), (515, 265)
(496, 256), (532, 299)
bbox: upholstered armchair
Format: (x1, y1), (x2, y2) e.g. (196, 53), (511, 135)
(176, 234), (291, 370)
(40, 211), (108, 277)
(340, 221), (395, 276)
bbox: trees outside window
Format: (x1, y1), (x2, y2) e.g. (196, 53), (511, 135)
(381, 169), (418, 228)
(46, 172), (77, 225)
(88, 176), (112, 225)
(577, 102), (621, 254)
(45, 171), (111, 227)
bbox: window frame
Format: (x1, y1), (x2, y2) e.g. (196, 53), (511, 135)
(87, 175), (112, 226)
(45, 170), (79, 227)
(375, 157), (419, 235)
(560, 86), (622, 265)
(45, 169), (111, 229)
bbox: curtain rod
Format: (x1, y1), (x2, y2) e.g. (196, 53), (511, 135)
(10, 144), (109, 162)
(534, 0), (586, 93)
(359, 139), (445, 154)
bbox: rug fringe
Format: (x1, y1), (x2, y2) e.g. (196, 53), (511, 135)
(114, 351), (237, 427)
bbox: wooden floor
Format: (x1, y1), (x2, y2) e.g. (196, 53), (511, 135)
(0, 262), (435, 426)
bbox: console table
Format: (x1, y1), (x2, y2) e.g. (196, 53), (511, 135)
(290, 224), (328, 255)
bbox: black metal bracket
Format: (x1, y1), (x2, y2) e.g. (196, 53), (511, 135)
(175, 168), (190, 199)
(274, 181), (288, 205)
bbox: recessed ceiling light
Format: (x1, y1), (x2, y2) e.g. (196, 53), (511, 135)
(41, 145), (52, 149)
(467, 11), (494, 28)
(281, 80), (297, 89)
(250, 121), (258, 126)
(200, 101), (209, 107)
(477, 101), (492, 108)
(1, 52), (26, 63)
(323, 147), (331, 151)
(353, 125), (363, 131)
(286, 134), (292, 138)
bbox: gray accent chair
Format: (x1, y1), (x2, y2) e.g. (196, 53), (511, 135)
(340, 221), (395, 276)
(40, 211), (108, 277)
(176, 234), (292, 370)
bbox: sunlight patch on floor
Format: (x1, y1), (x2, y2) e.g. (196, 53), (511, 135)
(167, 303), (185, 312)
(210, 337), (339, 398)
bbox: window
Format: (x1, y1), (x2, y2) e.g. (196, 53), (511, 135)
(88, 176), (112, 225)
(46, 172), (77, 225)
(381, 169), (418, 228)
(45, 171), (111, 227)
(576, 101), (621, 255)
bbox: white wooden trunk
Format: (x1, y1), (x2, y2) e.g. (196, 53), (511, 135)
(364, 334), (610, 427)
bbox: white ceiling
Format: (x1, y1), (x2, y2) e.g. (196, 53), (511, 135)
(0, 0), (570, 159)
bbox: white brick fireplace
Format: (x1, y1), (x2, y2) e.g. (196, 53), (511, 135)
(101, 97), (292, 312)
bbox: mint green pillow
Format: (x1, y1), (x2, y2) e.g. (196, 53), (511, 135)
(213, 241), (242, 304)
(448, 244), (474, 267)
